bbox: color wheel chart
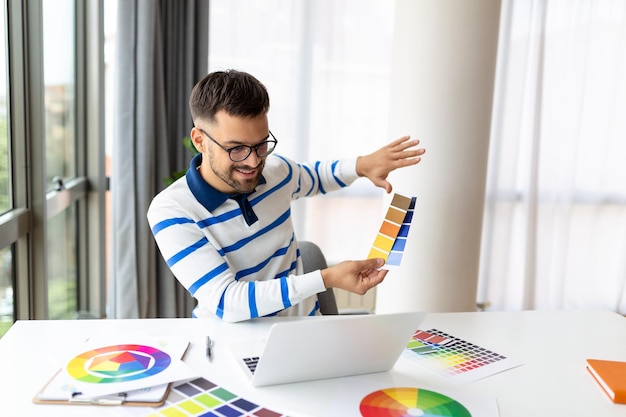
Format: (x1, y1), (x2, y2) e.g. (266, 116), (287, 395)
(360, 387), (471, 417)
(404, 329), (522, 384)
(368, 194), (416, 266)
(126, 377), (287, 417)
(67, 344), (171, 384)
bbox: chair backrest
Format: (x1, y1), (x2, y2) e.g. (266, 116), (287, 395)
(299, 240), (338, 315)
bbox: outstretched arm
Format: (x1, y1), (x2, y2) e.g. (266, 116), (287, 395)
(356, 136), (426, 193)
(320, 258), (388, 295)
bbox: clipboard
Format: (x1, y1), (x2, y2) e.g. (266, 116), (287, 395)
(33, 369), (173, 406)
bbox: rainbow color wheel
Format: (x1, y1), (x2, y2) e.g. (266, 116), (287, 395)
(67, 344), (171, 383)
(360, 387), (471, 417)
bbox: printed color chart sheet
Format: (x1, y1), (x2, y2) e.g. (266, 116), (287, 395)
(123, 377), (287, 417)
(403, 328), (523, 384)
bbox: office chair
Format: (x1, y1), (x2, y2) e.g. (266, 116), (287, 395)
(299, 240), (339, 315)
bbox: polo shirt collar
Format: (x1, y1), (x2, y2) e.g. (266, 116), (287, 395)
(185, 153), (266, 212)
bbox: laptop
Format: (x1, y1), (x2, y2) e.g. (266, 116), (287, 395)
(228, 311), (426, 387)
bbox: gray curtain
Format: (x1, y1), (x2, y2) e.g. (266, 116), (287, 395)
(109, 0), (209, 319)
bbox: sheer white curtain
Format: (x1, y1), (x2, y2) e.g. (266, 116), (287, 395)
(208, 0), (395, 262)
(478, 0), (626, 312)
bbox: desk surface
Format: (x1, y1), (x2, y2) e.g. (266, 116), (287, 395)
(1, 309), (625, 416)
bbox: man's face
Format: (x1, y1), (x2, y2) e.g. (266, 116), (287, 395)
(192, 110), (270, 194)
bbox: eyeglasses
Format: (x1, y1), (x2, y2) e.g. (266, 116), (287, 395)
(199, 129), (278, 162)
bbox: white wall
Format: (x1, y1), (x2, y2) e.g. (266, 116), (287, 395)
(376, 0), (501, 313)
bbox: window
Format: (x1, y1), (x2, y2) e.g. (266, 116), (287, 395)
(0, 0), (106, 336)
(0, 0), (13, 336)
(208, 0), (395, 263)
(42, 0), (79, 319)
(478, 0), (626, 312)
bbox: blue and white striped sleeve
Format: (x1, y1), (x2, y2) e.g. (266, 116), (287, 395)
(281, 156), (360, 199)
(147, 197), (326, 322)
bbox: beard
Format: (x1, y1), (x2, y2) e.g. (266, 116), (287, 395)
(209, 152), (265, 194)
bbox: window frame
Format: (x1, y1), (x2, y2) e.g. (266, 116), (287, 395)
(0, 0), (106, 323)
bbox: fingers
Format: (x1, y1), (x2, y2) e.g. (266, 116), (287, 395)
(361, 257), (385, 270)
(323, 259), (387, 296)
(388, 136), (422, 152)
(393, 141), (425, 160)
(395, 153), (423, 168)
(373, 269), (388, 285)
(384, 137), (424, 168)
(387, 135), (413, 148)
(357, 267), (388, 295)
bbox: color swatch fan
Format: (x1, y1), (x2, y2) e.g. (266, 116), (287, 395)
(368, 193), (416, 267)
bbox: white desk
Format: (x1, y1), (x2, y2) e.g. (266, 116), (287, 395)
(1, 309), (625, 416)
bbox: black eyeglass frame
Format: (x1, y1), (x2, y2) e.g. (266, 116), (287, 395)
(199, 128), (278, 162)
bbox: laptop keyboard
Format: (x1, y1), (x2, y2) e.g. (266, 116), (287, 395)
(243, 356), (260, 374)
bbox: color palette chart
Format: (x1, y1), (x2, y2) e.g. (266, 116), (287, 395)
(35, 338), (196, 403)
(127, 377), (288, 417)
(67, 344), (171, 384)
(368, 194), (416, 266)
(403, 329), (523, 384)
(360, 387), (472, 417)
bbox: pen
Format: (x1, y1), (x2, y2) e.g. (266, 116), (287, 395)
(206, 335), (213, 361)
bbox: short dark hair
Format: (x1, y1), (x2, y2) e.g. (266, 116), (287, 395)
(189, 69), (270, 124)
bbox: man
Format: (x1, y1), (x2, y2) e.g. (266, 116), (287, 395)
(147, 70), (425, 322)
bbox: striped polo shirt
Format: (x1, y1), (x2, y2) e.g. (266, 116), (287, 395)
(147, 153), (358, 322)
